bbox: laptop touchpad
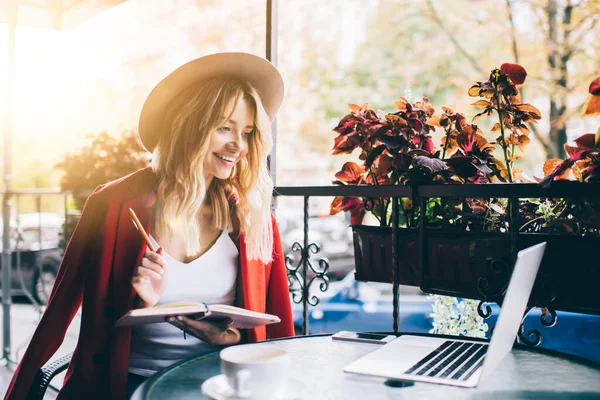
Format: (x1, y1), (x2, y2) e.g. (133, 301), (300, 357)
(345, 337), (440, 376)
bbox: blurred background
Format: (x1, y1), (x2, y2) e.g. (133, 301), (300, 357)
(2, 0), (600, 208)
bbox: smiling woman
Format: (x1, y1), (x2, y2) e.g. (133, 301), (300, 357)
(5, 52), (295, 400)
(151, 74), (274, 262)
(204, 97), (253, 182)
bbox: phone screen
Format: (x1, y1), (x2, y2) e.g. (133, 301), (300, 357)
(355, 333), (388, 340)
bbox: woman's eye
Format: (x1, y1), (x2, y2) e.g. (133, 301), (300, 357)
(219, 126), (231, 132)
(242, 131), (253, 138)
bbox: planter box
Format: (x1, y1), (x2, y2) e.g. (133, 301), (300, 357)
(519, 234), (600, 315)
(352, 225), (600, 315)
(352, 225), (419, 285)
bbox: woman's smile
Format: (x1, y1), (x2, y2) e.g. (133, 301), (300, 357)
(213, 152), (238, 164)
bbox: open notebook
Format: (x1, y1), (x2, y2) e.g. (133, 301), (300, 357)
(114, 302), (281, 329)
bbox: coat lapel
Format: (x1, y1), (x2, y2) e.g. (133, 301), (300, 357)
(109, 172), (157, 398)
(239, 234), (271, 343)
(239, 235), (266, 314)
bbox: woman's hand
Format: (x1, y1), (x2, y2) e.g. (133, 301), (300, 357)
(167, 316), (241, 346)
(131, 248), (167, 308)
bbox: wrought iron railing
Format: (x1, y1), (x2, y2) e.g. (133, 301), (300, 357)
(274, 182), (600, 344)
(0, 189), (71, 365)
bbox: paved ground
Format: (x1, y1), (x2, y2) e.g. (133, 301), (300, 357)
(0, 300), (80, 399)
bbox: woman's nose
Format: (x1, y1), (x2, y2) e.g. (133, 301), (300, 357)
(229, 131), (243, 149)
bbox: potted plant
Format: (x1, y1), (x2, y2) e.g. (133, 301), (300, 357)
(329, 65), (600, 322)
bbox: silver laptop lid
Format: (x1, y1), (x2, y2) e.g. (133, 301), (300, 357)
(479, 242), (546, 380)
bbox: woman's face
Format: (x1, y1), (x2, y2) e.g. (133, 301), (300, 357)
(203, 96), (253, 182)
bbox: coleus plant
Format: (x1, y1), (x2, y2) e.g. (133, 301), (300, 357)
(582, 75), (600, 117)
(330, 63), (539, 226)
(541, 75), (600, 186)
(516, 75), (600, 236)
(467, 63), (541, 183)
(329, 99), (445, 225)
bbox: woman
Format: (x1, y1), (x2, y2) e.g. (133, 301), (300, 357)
(5, 52), (294, 400)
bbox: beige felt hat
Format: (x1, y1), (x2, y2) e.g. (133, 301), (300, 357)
(138, 52), (284, 152)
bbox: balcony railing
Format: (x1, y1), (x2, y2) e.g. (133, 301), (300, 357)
(274, 182), (600, 339)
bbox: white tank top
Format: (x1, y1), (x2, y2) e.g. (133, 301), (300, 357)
(128, 230), (239, 377)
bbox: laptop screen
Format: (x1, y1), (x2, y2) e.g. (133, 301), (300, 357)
(479, 242), (546, 379)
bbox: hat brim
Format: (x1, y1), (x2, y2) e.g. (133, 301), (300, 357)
(138, 52), (284, 152)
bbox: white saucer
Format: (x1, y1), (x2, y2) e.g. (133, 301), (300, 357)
(201, 374), (304, 400)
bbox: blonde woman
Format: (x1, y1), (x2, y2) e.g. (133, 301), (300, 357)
(6, 52), (294, 400)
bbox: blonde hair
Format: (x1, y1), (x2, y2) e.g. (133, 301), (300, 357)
(152, 78), (274, 262)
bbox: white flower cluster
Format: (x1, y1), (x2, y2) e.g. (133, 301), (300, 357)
(429, 295), (489, 338)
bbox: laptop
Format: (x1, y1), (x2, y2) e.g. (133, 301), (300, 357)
(344, 241), (546, 388)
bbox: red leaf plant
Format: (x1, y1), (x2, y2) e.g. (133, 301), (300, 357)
(468, 63), (541, 182)
(542, 74), (600, 186)
(330, 91), (511, 226)
(330, 64), (600, 236)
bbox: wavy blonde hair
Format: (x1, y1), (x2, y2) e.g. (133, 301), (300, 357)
(152, 78), (274, 262)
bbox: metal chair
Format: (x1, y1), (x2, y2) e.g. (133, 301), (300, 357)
(27, 353), (72, 400)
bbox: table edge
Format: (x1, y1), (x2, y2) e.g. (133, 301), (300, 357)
(139, 332), (600, 398)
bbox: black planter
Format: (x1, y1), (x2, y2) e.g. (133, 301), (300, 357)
(519, 234), (600, 315)
(351, 225), (420, 285)
(352, 225), (600, 315)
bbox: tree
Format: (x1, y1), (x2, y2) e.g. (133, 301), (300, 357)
(539, 0), (600, 158)
(55, 130), (151, 209)
(422, 0), (600, 158)
(283, 0), (600, 180)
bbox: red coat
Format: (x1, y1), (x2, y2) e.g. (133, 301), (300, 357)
(5, 168), (294, 399)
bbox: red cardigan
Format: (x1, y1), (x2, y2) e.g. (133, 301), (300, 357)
(4, 168), (294, 399)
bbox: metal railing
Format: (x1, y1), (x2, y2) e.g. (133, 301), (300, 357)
(0, 189), (70, 365)
(275, 182), (600, 339)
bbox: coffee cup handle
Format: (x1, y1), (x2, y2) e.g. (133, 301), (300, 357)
(233, 369), (251, 396)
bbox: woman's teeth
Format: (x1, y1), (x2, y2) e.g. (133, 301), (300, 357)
(215, 153), (235, 162)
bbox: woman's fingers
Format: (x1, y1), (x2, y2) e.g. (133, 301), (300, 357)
(145, 248), (166, 265)
(184, 317), (226, 334)
(131, 276), (149, 286)
(205, 317), (234, 331)
(166, 316), (185, 330)
(131, 249), (166, 308)
(166, 315), (238, 345)
(141, 253), (165, 276)
(135, 265), (163, 281)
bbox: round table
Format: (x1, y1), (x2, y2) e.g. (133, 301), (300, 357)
(134, 334), (600, 399)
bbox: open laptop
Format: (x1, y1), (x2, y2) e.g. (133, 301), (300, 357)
(344, 241), (546, 388)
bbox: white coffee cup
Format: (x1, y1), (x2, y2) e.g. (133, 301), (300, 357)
(220, 344), (290, 399)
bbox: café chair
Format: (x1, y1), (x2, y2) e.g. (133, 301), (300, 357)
(27, 353), (72, 400)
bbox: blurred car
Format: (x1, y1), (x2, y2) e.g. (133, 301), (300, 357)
(278, 212), (354, 280)
(0, 213), (65, 304)
(292, 272), (600, 362)
(291, 272), (433, 335)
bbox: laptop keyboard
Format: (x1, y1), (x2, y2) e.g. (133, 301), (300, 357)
(404, 341), (487, 381)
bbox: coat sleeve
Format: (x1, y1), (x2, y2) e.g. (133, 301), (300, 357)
(265, 217), (295, 339)
(4, 187), (105, 400)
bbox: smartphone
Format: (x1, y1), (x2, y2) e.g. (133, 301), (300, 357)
(331, 331), (396, 345)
